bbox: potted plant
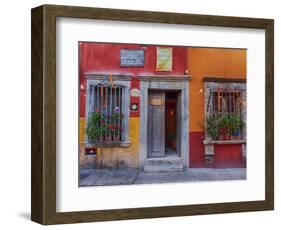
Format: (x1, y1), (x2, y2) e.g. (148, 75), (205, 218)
(220, 115), (231, 140)
(104, 125), (112, 141)
(205, 114), (225, 141)
(229, 115), (245, 140)
(86, 112), (102, 142)
(86, 111), (124, 143)
(112, 125), (120, 141)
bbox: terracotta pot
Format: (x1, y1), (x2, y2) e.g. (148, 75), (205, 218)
(114, 135), (120, 141)
(224, 133), (231, 140)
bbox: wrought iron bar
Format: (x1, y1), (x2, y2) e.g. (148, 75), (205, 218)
(114, 86), (117, 141)
(118, 85), (121, 141)
(104, 86), (107, 141)
(110, 85), (112, 140)
(121, 86), (124, 141)
(92, 85), (95, 113)
(101, 85), (103, 141)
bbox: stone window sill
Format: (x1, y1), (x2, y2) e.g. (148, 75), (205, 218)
(84, 141), (131, 148)
(203, 140), (246, 145)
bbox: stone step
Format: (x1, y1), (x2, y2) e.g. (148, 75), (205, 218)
(143, 158), (184, 173)
(146, 157), (183, 164)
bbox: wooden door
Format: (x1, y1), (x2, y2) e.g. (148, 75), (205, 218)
(148, 92), (165, 158)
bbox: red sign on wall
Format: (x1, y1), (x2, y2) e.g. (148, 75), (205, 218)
(130, 77), (140, 117)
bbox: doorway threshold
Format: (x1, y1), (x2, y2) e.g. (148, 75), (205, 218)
(144, 155), (183, 173)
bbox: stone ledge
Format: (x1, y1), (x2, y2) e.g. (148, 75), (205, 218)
(203, 140), (246, 145)
(84, 141), (131, 148)
(203, 77), (246, 83)
(137, 75), (191, 82)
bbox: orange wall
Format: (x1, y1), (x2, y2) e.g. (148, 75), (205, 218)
(188, 48), (246, 132)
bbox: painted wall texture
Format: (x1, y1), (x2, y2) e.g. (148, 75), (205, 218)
(79, 43), (246, 169)
(79, 42), (187, 168)
(188, 47), (246, 167)
(79, 42), (187, 117)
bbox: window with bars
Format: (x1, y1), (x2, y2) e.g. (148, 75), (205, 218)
(208, 90), (241, 114)
(86, 83), (125, 143)
(206, 89), (245, 140)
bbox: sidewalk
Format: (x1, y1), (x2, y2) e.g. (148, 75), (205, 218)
(79, 168), (246, 186)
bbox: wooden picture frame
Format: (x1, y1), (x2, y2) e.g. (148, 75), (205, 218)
(31, 4), (274, 225)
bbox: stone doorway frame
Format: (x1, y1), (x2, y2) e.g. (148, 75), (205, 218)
(138, 75), (191, 169)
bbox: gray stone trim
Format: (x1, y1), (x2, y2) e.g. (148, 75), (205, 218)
(139, 78), (189, 169)
(85, 78), (130, 145)
(84, 141), (131, 148)
(204, 143), (214, 164)
(203, 76), (246, 83)
(85, 73), (132, 81)
(137, 75), (191, 82)
(203, 140), (246, 145)
(204, 81), (246, 91)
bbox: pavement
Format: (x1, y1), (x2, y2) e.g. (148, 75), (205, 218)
(79, 168), (246, 186)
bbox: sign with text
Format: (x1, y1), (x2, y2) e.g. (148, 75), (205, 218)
(150, 98), (164, 106)
(120, 49), (145, 67)
(156, 47), (173, 71)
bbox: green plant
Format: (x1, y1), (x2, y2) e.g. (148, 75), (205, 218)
(228, 115), (245, 135)
(205, 114), (225, 140)
(86, 112), (123, 142)
(86, 112), (102, 141)
(205, 114), (245, 140)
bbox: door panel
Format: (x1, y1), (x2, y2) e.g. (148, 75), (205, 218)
(148, 92), (165, 158)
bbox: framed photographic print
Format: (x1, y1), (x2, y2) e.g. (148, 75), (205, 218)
(31, 4), (274, 225)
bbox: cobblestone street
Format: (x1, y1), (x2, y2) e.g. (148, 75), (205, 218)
(79, 168), (246, 186)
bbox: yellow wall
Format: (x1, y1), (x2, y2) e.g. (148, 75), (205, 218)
(188, 48), (247, 132)
(79, 117), (140, 168)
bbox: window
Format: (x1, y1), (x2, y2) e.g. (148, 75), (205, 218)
(207, 90), (241, 114)
(205, 82), (246, 141)
(86, 80), (126, 143)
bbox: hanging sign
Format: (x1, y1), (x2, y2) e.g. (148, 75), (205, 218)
(150, 98), (164, 106)
(156, 47), (173, 71)
(120, 49), (145, 67)
(130, 88), (141, 97)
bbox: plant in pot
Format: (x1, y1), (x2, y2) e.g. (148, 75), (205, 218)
(205, 114), (225, 141)
(112, 125), (121, 141)
(112, 111), (123, 141)
(167, 132), (177, 150)
(229, 115), (245, 140)
(103, 125), (112, 141)
(86, 112), (103, 143)
(220, 115), (232, 140)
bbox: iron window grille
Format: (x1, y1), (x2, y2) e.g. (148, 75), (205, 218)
(206, 88), (245, 139)
(87, 79), (125, 143)
(207, 90), (241, 114)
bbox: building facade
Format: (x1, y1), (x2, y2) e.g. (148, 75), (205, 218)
(79, 42), (246, 172)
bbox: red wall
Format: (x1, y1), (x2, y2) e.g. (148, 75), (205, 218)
(79, 42), (187, 117)
(189, 132), (245, 168)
